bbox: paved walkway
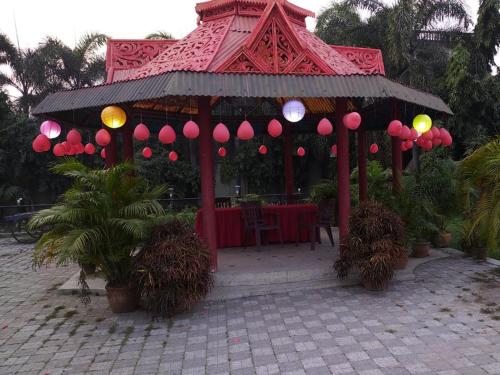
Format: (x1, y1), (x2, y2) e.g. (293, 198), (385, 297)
(1, 238), (500, 375)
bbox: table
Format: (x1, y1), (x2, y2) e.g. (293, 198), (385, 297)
(195, 204), (319, 248)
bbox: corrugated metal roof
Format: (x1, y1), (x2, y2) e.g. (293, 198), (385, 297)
(32, 71), (452, 115)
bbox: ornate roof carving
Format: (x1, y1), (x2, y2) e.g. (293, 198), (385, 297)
(330, 45), (385, 75)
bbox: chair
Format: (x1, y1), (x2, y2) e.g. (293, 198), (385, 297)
(215, 197), (232, 208)
(240, 201), (283, 249)
(297, 201), (335, 250)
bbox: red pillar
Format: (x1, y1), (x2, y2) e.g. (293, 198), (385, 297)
(122, 123), (134, 162)
(284, 124), (294, 202)
(357, 129), (368, 202)
(105, 129), (118, 168)
(391, 102), (403, 191)
(336, 98), (350, 244)
(198, 96), (217, 272)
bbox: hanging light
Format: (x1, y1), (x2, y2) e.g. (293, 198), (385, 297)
(40, 120), (61, 139)
(283, 100), (305, 123)
(101, 106), (127, 129)
(412, 114), (432, 134)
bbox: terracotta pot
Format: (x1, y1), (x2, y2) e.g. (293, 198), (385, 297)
(105, 284), (138, 313)
(411, 241), (430, 258)
(80, 263), (97, 275)
(362, 278), (388, 291)
(434, 232), (452, 248)
(393, 252), (408, 270)
(473, 247), (488, 262)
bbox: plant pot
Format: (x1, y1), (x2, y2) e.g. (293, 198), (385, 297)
(362, 278), (388, 291)
(105, 284), (138, 313)
(393, 252), (408, 270)
(473, 247), (488, 262)
(411, 241), (430, 258)
(434, 232), (452, 248)
(80, 262), (97, 275)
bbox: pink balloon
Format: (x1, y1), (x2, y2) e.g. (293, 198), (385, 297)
(237, 120), (254, 141)
(159, 125), (176, 144)
(431, 127), (440, 138)
(84, 143), (96, 155)
(258, 145), (268, 155)
(317, 118), (333, 136)
(331, 144), (337, 157)
(387, 120), (403, 137)
(53, 143), (65, 157)
(268, 119), (283, 138)
(422, 130), (433, 140)
(343, 112), (362, 130)
(40, 120), (61, 139)
(432, 137), (442, 146)
(169, 151), (178, 161)
(442, 135), (453, 146)
(423, 140), (433, 151)
(404, 140), (414, 150)
(183, 120), (200, 139)
(142, 147), (152, 158)
(133, 123), (150, 142)
(297, 147), (306, 157)
(218, 147), (227, 157)
(61, 141), (71, 154)
(213, 123), (230, 143)
(33, 134), (50, 153)
(75, 143), (85, 155)
(100, 148), (106, 159)
(439, 128), (449, 139)
(401, 143), (408, 152)
(399, 126), (411, 140)
(416, 136), (425, 147)
(67, 129), (82, 145)
(369, 144), (379, 154)
(410, 128), (419, 140)
(96, 129), (111, 147)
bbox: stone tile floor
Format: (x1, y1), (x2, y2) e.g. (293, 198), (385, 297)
(1, 238), (500, 375)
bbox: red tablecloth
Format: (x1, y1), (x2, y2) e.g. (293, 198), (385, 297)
(195, 204), (319, 248)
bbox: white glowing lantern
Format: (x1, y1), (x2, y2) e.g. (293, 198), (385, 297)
(283, 100), (305, 123)
(40, 120), (61, 139)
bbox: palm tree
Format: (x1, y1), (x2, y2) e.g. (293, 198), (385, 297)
(145, 31), (174, 40)
(41, 32), (108, 89)
(474, 0), (500, 72)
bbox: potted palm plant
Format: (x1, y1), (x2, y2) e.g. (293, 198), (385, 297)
(29, 160), (166, 313)
(310, 180), (337, 224)
(433, 214), (452, 248)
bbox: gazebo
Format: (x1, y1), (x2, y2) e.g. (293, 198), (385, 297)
(33, 0), (452, 271)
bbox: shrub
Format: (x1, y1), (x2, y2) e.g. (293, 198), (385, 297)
(334, 201), (406, 290)
(134, 220), (213, 318)
(310, 180), (337, 204)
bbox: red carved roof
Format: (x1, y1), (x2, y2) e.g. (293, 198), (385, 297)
(106, 0), (385, 82)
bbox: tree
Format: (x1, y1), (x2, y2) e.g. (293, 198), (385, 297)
(474, 0), (500, 71)
(145, 31), (174, 40)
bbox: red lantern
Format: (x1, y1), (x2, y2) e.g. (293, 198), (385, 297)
(431, 127), (440, 138)
(53, 144), (65, 157)
(317, 118), (333, 136)
(133, 123), (150, 142)
(213, 123), (230, 143)
(159, 125), (176, 144)
(410, 128), (419, 140)
(268, 119), (283, 138)
(258, 145), (268, 155)
(442, 134), (453, 147)
(169, 151), (178, 161)
(387, 120), (403, 137)
(422, 140), (433, 151)
(218, 147), (227, 157)
(237, 120), (254, 140)
(84, 143), (96, 155)
(343, 112), (362, 130)
(95, 129), (111, 147)
(432, 137), (442, 146)
(331, 144), (337, 157)
(61, 141), (71, 154)
(67, 129), (82, 145)
(399, 126), (411, 140)
(422, 130), (433, 140)
(369, 144), (379, 154)
(75, 143), (85, 155)
(100, 148), (106, 159)
(183, 120), (200, 139)
(142, 147), (152, 158)
(297, 147), (306, 157)
(32, 134), (50, 153)
(404, 140), (414, 150)
(439, 128), (449, 139)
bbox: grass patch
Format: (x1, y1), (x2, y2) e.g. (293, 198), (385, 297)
(121, 326), (135, 346)
(46, 305), (65, 321)
(440, 307), (452, 313)
(69, 320), (86, 337)
(63, 310), (78, 319)
(480, 307), (495, 314)
(108, 322), (118, 334)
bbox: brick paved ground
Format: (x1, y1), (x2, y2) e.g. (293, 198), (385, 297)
(1, 237), (500, 375)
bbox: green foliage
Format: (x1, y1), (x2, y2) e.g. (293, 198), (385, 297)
(474, 0), (500, 70)
(29, 160), (166, 289)
(134, 220), (213, 318)
(310, 180), (337, 204)
(350, 160), (391, 205)
(145, 31), (174, 40)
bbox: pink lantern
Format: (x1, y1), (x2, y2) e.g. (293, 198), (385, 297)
(218, 147), (227, 157)
(169, 151), (178, 161)
(67, 129), (82, 145)
(431, 127), (440, 138)
(100, 149), (106, 159)
(422, 130), (434, 140)
(258, 145), (268, 155)
(422, 140), (433, 151)
(159, 125), (176, 144)
(183, 120), (200, 139)
(331, 144), (337, 157)
(410, 128), (419, 140)
(133, 123), (150, 142)
(439, 128), (449, 139)
(401, 143), (408, 152)
(442, 134), (453, 147)
(416, 136), (425, 147)
(84, 143), (96, 155)
(95, 129), (111, 147)
(142, 147), (152, 159)
(75, 143), (85, 155)
(404, 140), (414, 150)
(432, 137), (442, 146)
(343, 112), (362, 130)
(369, 144), (379, 154)
(297, 147), (306, 157)
(61, 141), (71, 154)
(213, 123), (230, 143)
(387, 120), (403, 137)
(268, 119), (283, 138)
(237, 120), (254, 140)
(317, 118), (333, 136)
(32, 134), (50, 153)
(53, 144), (65, 157)
(399, 126), (411, 140)
(40, 120), (61, 139)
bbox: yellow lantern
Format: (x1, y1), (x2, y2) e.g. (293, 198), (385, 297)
(101, 106), (127, 129)
(412, 114), (432, 134)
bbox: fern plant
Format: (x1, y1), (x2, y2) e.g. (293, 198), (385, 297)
(28, 159), (166, 288)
